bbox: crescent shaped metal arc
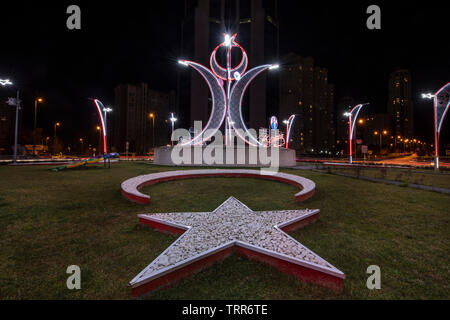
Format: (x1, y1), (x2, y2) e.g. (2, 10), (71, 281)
(210, 43), (248, 81)
(180, 61), (227, 146)
(121, 169), (316, 205)
(350, 104), (363, 140)
(229, 65), (273, 146)
(434, 82), (450, 134)
(93, 99), (107, 154)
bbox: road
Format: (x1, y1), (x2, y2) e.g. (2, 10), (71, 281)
(298, 154), (450, 169)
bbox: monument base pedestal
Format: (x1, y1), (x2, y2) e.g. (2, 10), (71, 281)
(153, 146), (296, 167)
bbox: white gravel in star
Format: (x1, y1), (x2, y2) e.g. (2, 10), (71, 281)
(131, 197), (342, 286)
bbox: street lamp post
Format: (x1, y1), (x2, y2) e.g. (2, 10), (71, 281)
(149, 113), (155, 148)
(169, 113), (177, 147)
(374, 130), (388, 152)
(282, 115), (296, 149)
(103, 107), (112, 153)
(33, 97), (44, 156)
(96, 126), (101, 153)
(79, 138), (84, 155)
(344, 103), (369, 164)
(53, 122), (60, 140)
(422, 83), (450, 170)
(395, 135), (401, 152)
(283, 120), (289, 148)
(355, 119), (364, 156)
(1, 79), (20, 164)
(53, 122), (60, 156)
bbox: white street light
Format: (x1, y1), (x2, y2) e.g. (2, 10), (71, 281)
(224, 34), (231, 47)
(0, 79), (13, 86)
(421, 93), (435, 99)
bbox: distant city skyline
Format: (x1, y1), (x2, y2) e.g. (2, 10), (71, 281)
(0, 1), (448, 153)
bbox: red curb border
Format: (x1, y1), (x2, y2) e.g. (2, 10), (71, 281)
(122, 172), (315, 205)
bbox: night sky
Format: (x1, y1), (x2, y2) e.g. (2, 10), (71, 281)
(0, 1), (448, 148)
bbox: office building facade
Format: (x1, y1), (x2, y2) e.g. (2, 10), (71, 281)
(387, 69), (414, 139)
(112, 83), (175, 154)
(279, 53), (335, 153)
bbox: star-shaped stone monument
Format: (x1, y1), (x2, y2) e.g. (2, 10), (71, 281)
(130, 197), (345, 296)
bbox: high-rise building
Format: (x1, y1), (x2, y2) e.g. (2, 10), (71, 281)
(279, 53), (335, 153)
(180, 0), (279, 132)
(387, 69), (414, 139)
(112, 83), (175, 154)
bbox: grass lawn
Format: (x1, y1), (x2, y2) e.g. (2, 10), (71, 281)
(0, 162), (448, 299)
(314, 164), (450, 189)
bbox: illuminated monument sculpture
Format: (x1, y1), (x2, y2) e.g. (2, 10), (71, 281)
(178, 34), (279, 147)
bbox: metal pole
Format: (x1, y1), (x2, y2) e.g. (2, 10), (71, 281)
(435, 134), (439, 170)
(13, 90), (20, 164)
(104, 110), (107, 154)
(348, 114), (352, 164)
(226, 38), (232, 147)
(152, 117), (155, 148)
(171, 121), (174, 147)
(285, 123), (289, 149)
(434, 105), (439, 171)
(353, 122), (357, 160)
(33, 99), (37, 156)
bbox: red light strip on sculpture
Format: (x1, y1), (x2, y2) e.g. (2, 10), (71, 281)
(210, 36), (248, 81)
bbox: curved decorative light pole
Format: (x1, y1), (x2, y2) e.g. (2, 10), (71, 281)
(1, 78), (20, 163)
(92, 99), (108, 154)
(423, 83), (450, 170)
(103, 106), (112, 153)
(344, 103), (369, 164)
(178, 33), (278, 147)
(283, 114), (296, 149)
